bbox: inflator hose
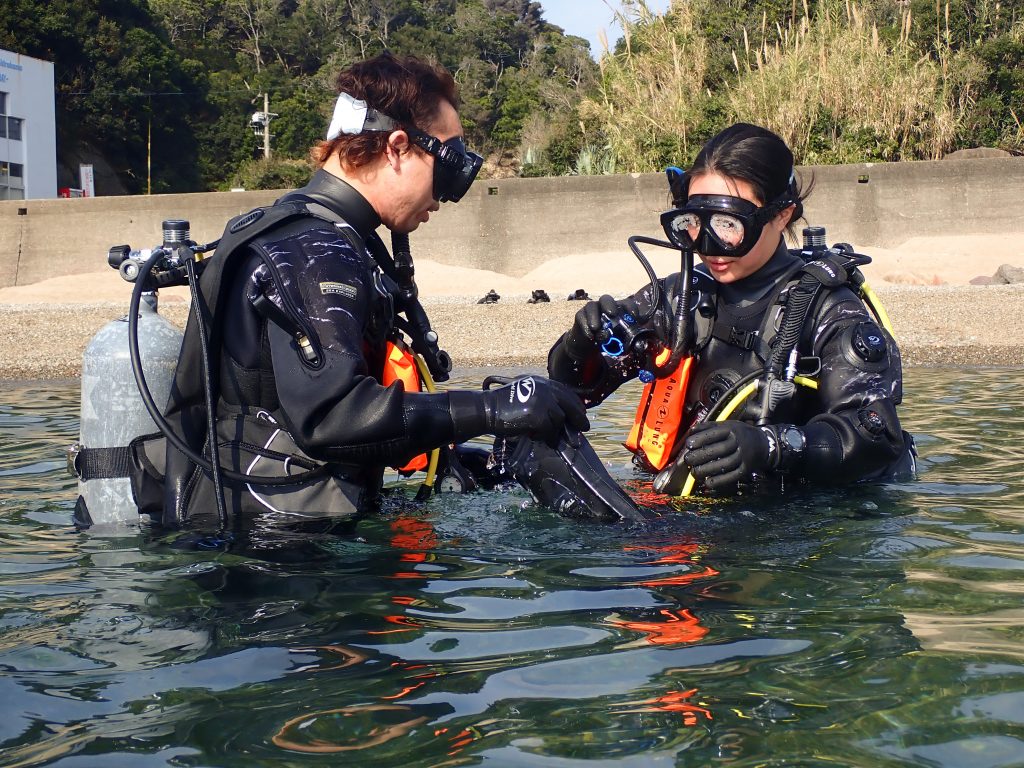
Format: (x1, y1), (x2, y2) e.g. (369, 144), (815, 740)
(676, 375), (819, 498)
(128, 249), (332, 487)
(625, 236), (665, 324)
(624, 236), (693, 379)
(860, 282), (894, 335)
(413, 352), (441, 500)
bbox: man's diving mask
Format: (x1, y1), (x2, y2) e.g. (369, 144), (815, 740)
(406, 128), (483, 203)
(660, 194), (794, 257)
(326, 92), (482, 203)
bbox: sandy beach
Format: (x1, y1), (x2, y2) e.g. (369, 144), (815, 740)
(1, 233), (1023, 380)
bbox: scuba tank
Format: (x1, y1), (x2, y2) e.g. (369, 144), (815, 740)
(71, 222), (189, 526)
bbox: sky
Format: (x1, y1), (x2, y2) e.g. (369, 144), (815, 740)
(539, 0), (672, 57)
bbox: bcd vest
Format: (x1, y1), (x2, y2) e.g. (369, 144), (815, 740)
(626, 252), (859, 471)
(123, 201), (436, 528)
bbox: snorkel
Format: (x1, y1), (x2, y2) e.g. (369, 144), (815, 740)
(650, 166), (695, 379)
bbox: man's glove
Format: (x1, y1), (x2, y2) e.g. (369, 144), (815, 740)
(564, 294), (636, 361)
(678, 421), (780, 494)
(480, 376), (590, 445)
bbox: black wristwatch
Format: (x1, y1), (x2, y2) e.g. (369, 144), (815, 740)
(776, 426), (806, 469)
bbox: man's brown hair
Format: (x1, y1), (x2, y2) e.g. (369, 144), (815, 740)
(312, 52), (460, 168)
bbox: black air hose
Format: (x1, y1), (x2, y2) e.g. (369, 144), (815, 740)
(767, 272), (820, 376)
(390, 231), (452, 382)
(128, 250), (331, 487)
(650, 244), (693, 379)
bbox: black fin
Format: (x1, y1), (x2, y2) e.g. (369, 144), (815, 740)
(503, 429), (642, 523)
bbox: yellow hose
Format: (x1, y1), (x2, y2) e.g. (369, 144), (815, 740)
(413, 353), (441, 494)
(678, 375), (819, 498)
(860, 282), (894, 336)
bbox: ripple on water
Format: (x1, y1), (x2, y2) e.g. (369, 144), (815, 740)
(0, 369), (1022, 766)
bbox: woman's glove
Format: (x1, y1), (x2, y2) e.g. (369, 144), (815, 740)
(658, 421), (781, 495)
(564, 294), (636, 360)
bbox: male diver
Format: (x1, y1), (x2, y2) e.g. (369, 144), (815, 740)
(147, 53), (591, 528)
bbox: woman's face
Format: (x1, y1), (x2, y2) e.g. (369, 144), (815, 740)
(687, 172), (792, 284)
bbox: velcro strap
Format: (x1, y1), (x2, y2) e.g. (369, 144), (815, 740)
(77, 447), (133, 480)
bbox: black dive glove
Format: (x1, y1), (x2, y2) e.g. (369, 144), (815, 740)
(451, 376), (590, 447)
(656, 422), (792, 495)
(564, 294), (636, 360)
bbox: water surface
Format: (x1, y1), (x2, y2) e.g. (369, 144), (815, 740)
(1, 368), (1022, 767)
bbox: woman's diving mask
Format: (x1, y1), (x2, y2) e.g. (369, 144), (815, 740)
(660, 193), (794, 258)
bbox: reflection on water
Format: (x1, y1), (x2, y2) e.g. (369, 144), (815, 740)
(1, 368), (1023, 767)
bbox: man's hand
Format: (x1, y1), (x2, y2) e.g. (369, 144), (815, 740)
(482, 376), (590, 445)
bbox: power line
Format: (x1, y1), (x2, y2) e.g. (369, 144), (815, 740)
(64, 84), (329, 98)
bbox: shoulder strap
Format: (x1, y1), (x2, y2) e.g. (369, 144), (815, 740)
(164, 200), (338, 431)
(765, 249), (869, 374)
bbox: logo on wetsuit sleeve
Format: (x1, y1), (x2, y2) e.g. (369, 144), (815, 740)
(319, 281), (358, 299)
(515, 377), (536, 404)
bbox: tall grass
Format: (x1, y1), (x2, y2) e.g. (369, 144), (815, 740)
(578, 0), (713, 172)
(581, 0), (993, 169)
(727, 0), (983, 162)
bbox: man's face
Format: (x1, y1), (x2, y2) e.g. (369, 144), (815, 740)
(386, 100), (464, 234)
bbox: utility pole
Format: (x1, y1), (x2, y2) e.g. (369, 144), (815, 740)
(263, 92), (271, 160)
(250, 93), (278, 160)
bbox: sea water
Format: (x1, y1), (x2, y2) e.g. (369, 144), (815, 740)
(0, 368), (1022, 767)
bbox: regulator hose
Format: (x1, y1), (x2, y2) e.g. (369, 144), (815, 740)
(860, 282), (894, 335)
(675, 375), (819, 498)
(391, 231), (452, 382)
(625, 236), (694, 379)
(767, 271), (820, 377)
(128, 249), (331, 487)
(412, 352), (441, 501)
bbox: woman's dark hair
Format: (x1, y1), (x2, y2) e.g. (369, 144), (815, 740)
(687, 122), (812, 235)
(312, 52), (460, 168)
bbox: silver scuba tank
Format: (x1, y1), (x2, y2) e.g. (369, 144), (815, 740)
(74, 221), (190, 526)
(77, 294), (182, 525)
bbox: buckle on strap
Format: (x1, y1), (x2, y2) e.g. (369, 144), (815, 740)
(66, 443), (82, 478)
(67, 445), (134, 481)
(727, 326), (759, 350)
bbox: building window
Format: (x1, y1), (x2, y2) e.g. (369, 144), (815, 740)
(6, 116), (21, 140)
(9, 162), (23, 178)
(0, 91), (6, 114)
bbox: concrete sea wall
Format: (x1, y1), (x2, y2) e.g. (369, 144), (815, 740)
(2, 156), (1022, 288)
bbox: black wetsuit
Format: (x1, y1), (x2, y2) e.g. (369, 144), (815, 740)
(548, 241), (914, 486)
(157, 171), (496, 527)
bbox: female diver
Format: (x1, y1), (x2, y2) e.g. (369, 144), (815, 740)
(547, 123), (915, 496)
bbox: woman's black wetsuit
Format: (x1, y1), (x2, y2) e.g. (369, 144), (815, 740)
(548, 241), (914, 487)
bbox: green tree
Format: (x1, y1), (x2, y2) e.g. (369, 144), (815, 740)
(0, 0), (204, 193)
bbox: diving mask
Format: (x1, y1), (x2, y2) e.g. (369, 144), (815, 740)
(660, 193), (794, 257)
(326, 92), (482, 204)
(407, 128), (483, 203)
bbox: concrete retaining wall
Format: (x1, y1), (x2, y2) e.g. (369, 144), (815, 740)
(2, 156), (1022, 288)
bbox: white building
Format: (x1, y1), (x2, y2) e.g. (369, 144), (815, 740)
(0, 49), (57, 200)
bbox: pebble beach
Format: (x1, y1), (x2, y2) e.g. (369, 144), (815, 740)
(2, 232), (1024, 380)
(1, 285), (1023, 381)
